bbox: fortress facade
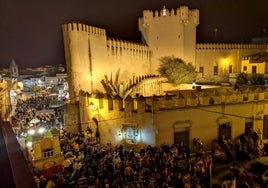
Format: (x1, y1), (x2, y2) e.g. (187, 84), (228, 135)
(62, 5), (268, 148)
(62, 5), (267, 101)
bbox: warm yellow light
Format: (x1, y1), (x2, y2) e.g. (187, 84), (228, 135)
(38, 127), (46, 134)
(90, 102), (95, 110)
(26, 142), (32, 147)
(28, 129), (35, 135)
(222, 58), (230, 66)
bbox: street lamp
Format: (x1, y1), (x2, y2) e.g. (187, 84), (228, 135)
(89, 102), (97, 111)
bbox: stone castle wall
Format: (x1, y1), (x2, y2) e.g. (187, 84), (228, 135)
(139, 6), (199, 73)
(79, 86), (268, 148)
(62, 6), (268, 146)
(62, 6), (268, 100)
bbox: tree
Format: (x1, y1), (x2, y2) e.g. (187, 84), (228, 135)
(236, 73), (265, 86)
(158, 56), (196, 84)
(236, 72), (248, 86)
(248, 73), (265, 85)
(101, 69), (120, 97)
(100, 69), (132, 99)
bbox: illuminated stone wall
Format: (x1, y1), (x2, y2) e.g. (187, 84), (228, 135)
(241, 54), (268, 74)
(196, 43), (268, 82)
(62, 6), (268, 102)
(0, 80), (12, 120)
(62, 23), (151, 101)
(80, 86), (268, 150)
(138, 6), (199, 73)
(62, 5), (268, 142)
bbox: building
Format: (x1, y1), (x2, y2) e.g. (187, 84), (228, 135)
(62, 5), (268, 100)
(0, 79), (12, 120)
(62, 5), (268, 148)
(9, 59), (19, 78)
(241, 52), (268, 75)
(74, 86), (268, 150)
(26, 127), (63, 178)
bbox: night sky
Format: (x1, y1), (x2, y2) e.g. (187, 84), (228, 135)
(0, 0), (268, 68)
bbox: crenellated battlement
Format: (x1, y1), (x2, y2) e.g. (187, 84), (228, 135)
(82, 85), (268, 113)
(62, 23), (106, 36)
(129, 75), (166, 97)
(141, 5), (199, 25)
(196, 43), (268, 50)
(107, 38), (149, 56)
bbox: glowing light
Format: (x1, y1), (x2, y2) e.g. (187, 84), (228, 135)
(38, 127), (46, 134)
(28, 129), (35, 135)
(221, 58), (230, 66)
(26, 142), (32, 147)
(90, 102), (95, 110)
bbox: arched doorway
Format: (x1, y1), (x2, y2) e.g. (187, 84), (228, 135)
(92, 117), (100, 143)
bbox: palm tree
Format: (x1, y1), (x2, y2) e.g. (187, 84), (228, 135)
(100, 69), (132, 99)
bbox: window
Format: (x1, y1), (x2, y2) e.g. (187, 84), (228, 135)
(99, 99), (103, 109)
(218, 122), (231, 141)
(199, 66), (204, 73)
(174, 131), (189, 145)
(173, 121), (190, 145)
(263, 115), (268, 139)
(252, 66), (257, 73)
(245, 121), (253, 134)
(199, 66), (204, 77)
(108, 98), (113, 110)
(243, 66), (247, 71)
(229, 65), (232, 73)
(214, 66), (218, 75)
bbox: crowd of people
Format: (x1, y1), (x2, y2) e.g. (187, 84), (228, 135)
(11, 95), (64, 137)
(10, 95), (264, 188)
(34, 130), (212, 188)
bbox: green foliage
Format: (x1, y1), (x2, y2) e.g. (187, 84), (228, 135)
(236, 72), (248, 86)
(101, 69), (132, 99)
(101, 69), (119, 97)
(158, 56), (196, 84)
(236, 73), (265, 85)
(248, 73), (265, 85)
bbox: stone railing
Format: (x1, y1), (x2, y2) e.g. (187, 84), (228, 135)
(151, 86), (268, 110)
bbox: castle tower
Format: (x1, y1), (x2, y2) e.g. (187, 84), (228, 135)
(9, 59), (19, 78)
(62, 23), (108, 102)
(138, 6), (199, 73)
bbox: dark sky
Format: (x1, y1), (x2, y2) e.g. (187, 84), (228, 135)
(0, 0), (268, 68)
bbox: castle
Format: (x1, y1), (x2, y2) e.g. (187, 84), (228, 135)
(62, 5), (268, 149)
